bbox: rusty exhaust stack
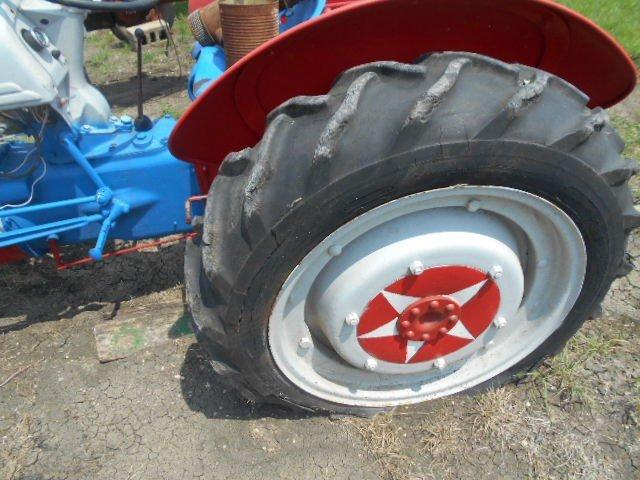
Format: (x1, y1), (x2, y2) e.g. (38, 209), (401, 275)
(219, 0), (279, 66)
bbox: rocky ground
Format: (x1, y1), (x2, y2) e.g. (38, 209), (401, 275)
(1, 21), (639, 480)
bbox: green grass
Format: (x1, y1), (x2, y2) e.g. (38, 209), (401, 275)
(613, 115), (640, 199)
(527, 324), (631, 408)
(559, 0), (640, 61)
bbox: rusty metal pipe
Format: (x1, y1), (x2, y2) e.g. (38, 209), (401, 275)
(219, 0), (279, 65)
(189, 0), (297, 61)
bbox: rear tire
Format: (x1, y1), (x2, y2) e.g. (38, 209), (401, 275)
(185, 52), (639, 415)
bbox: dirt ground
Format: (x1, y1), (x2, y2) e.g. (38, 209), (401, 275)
(1, 25), (639, 480)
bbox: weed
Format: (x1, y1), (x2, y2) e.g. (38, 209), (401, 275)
(527, 323), (629, 408)
(342, 413), (413, 480)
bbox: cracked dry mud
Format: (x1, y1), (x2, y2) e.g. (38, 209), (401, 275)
(1, 50), (639, 480)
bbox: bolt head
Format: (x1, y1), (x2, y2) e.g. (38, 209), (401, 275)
(448, 315), (459, 322)
(434, 358), (446, 370)
(400, 320), (411, 328)
(429, 300), (440, 310)
(489, 265), (503, 280)
(298, 337), (312, 349)
(493, 316), (507, 329)
(365, 358), (378, 371)
(328, 244), (343, 257)
(439, 327), (449, 334)
(410, 307), (421, 317)
(345, 312), (360, 326)
(421, 333), (431, 341)
(445, 304), (455, 312)
(409, 260), (425, 276)
(406, 330), (416, 339)
(467, 199), (481, 212)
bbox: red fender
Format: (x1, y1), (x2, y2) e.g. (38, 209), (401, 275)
(170, 0), (637, 186)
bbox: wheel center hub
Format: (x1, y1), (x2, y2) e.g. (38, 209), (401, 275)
(397, 295), (461, 342)
(353, 264), (507, 366)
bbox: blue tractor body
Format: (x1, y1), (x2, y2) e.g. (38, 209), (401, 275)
(0, 0), (324, 262)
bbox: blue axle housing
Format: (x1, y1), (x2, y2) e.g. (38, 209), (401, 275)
(0, 0), (324, 261)
(0, 116), (199, 259)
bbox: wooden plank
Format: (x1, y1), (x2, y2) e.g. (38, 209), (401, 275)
(93, 300), (193, 363)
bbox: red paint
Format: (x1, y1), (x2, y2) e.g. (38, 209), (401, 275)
(48, 234), (197, 271)
(357, 266), (500, 364)
(185, 194), (208, 225)
(397, 296), (461, 342)
(0, 246), (26, 264)
(171, 0), (637, 190)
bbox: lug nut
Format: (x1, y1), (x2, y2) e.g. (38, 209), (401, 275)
(409, 260), (425, 276)
(439, 327), (449, 334)
(445, 304), (455, 312)
(493, 316), (507, 329)
(406, 330), (416, 339)
(429, 300), (440, 310)
(448, 315), (459, 322)
(422, 333), (431, 341)
(434, 358), (446, 370)
(365, 358), (378, 371)
(489, 265), (503, 280)
(298, 337), (312, 349)
(345, 312), (360, 326)
(400, 320), (411, 328)
(467, 199), (481, 212)
(410, 307), (421, 317)
(328, 244), (343, 257)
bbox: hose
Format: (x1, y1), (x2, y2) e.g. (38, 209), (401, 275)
(43, 0), (160, 12)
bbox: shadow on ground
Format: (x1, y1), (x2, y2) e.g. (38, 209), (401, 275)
(99, 74), (185, 109)
(179, 343), (317, 421)
(0, 241), (185, 332)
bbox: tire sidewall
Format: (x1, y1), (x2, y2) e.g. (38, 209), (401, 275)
(225, 140), (625, 413)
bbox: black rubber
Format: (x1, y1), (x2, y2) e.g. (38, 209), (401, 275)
(185, 52), (640, 415)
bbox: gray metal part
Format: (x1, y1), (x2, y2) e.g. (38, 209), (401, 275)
(0, 0), (111, 127)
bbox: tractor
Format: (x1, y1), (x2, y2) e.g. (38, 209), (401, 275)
(1, 0), (638, 416)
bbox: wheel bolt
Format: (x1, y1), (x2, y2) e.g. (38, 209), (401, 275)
(400, 320), (411, 328)
(406, 330), (416, 339)
(467, 199), (481, 212)
(298, 337), (312, 349)
(410, 307), (421, 317)
(345, 312), (360, 326)
(434, 358), (446, 370)
(445, 304), (455, 312)
(409, 260), (425, 276)
(448, 315), (458, 322)
(489, 265), (503, 280)
(439, 327), (449, 334)
(365, 358), (378, 371)
(328, 244), (343, 257)
(493, 316), (507, 329)
(429, 300), (440, 310)
(422, 333), (431, 341)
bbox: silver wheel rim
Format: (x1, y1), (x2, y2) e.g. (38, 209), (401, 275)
(268, 186), (587, 407)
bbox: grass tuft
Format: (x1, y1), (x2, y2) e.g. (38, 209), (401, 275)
(559, 0), (640, 61)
